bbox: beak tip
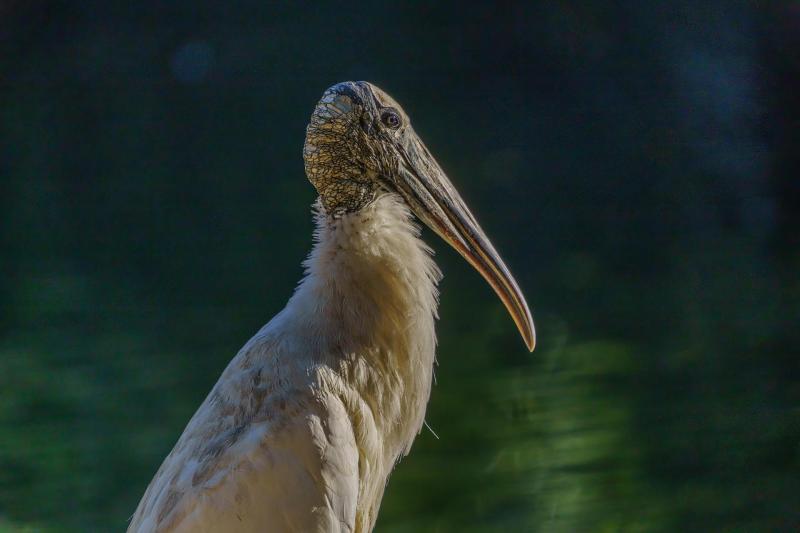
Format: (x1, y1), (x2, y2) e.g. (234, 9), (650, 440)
(524, 326), (536, 352)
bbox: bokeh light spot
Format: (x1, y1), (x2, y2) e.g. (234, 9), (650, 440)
(170, 41), (215, 84)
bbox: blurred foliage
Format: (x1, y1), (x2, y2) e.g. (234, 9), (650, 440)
(1, 1), (799, 531)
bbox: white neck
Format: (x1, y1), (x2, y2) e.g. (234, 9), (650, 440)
(285, 193), (442, 455)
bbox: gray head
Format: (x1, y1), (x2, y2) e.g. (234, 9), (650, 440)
(303, 81), (536, 351)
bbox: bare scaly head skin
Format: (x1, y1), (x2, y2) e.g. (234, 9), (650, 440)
(303, 81), (536, 351)
(303, 82), (406, 214)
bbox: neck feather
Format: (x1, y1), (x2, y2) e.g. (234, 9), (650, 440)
(283, 193), (443, 459)
(289, 193), (442, 354)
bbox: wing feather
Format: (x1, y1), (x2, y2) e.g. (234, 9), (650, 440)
(128, 331), (359, 533)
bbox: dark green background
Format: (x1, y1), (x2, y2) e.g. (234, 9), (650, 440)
(1, 1), (798, 531)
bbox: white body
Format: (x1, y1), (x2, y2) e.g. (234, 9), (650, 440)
(129, 194), (441, 532)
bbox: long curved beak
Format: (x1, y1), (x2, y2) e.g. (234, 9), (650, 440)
(389, 129), (536, 351)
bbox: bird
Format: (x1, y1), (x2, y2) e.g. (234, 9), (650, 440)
(128, 81), (535, 533)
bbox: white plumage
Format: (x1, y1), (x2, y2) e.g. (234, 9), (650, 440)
(129, 195), (441, 532)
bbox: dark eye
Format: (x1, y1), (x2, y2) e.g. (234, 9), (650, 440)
(381, 109), (401, 129)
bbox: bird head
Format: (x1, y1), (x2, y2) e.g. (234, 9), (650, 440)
(304, 81), (535, 351)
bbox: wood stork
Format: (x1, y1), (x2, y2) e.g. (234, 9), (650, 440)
(128, 81), (535, 532)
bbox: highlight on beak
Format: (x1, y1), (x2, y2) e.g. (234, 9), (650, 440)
(390, 129), (536, 352)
